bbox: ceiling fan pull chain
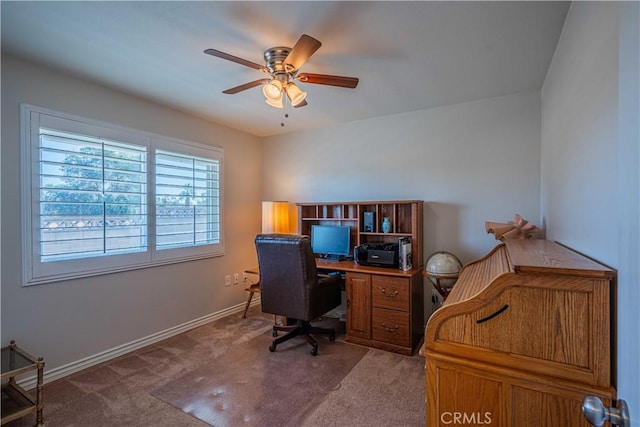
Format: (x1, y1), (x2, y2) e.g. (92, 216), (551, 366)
(280, 97), (290, 127)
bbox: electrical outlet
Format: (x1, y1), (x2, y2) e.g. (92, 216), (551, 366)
(233, 273), (239, 285)
(224, 275), (231, 287)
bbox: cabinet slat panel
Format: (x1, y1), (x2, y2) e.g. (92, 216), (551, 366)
(445, 244), (511, 304)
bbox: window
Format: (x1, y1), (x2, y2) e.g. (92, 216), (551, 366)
(21, 105), (224, 285)
(152, 141), (222, 262)
(39, 129), (148, 262)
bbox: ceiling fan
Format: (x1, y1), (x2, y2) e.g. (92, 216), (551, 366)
(204, 34), (359, 109)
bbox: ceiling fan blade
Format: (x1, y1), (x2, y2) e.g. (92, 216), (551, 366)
(283, 34), (322, 71)
(293, 99), (308, 108)
(297, 73), (359, 89)
(204, 48), (268, 72)
(222, 79), (271, 94)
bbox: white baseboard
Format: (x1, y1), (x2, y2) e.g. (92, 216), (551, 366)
(18, 297), (261, 390)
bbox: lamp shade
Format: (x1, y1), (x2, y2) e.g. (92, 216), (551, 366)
(262, 80), (283, 100)
(285, 82), (307, 107)
(262, 201), (290, 233)
(265, 96), (284, 109)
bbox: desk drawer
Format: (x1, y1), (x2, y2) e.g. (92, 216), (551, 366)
(372, 308), (410, 347)
(372, 276), (410, 311)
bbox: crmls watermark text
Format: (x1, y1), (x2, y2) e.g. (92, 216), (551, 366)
(440, 411), (493, 425)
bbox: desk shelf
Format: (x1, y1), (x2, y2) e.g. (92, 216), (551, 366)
(297, 200), (424, 265)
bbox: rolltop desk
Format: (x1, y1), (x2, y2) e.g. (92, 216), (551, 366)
(422, 239), (616, 426)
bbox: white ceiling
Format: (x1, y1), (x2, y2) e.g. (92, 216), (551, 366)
(1, 1), (569, 137)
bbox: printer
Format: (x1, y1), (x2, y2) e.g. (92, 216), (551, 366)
(354, 243), (399, 268)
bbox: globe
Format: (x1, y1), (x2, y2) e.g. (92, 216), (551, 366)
(424, 251), (463, 289)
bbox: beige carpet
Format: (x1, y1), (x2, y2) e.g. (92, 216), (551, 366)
(302, 349), (425, 426)
(151, 327), (369, 427)
(5, 309), (424, 427)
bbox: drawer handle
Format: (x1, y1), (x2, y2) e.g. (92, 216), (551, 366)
(381, 322), (399, 332)
(380, 288), (399, 298)
(476, 304), (509, 324)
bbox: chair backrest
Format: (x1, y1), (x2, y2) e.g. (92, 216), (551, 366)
(255, 234), (319, 321)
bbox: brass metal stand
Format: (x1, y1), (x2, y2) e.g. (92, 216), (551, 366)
(1, 340), (44, 426)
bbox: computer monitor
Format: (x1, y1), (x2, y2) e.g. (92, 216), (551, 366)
(310, 225), (351, 260)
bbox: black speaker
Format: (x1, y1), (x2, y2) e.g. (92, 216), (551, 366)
(363, 211), (375, 232)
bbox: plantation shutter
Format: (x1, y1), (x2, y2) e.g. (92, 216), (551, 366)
(39, 129), (147, 262)
(155, 149), (221, 250)
(23, 105), (224, 285)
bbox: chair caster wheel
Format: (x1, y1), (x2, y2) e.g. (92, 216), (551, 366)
(310, 345), (318, 356)
(329, 333), (336, 342)
(269, 343), (276, 352)
(272, 328), (278, 337)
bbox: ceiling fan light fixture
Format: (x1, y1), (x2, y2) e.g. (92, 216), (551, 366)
(262, 79), (283, 100)
(265, 95), (284, 109)
(206, 34), (358, 113)
(285, 82), (307, 107)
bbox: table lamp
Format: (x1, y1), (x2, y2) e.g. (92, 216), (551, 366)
(261, 201), (290, 234)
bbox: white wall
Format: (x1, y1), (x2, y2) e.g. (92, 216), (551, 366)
(1, 55), (264, 372)
(262, 91), (542, 264)
(541, 2), (619, 260)
(542, 2), (639, 424)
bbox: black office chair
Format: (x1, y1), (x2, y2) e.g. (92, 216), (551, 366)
(255, 234), (342, 356)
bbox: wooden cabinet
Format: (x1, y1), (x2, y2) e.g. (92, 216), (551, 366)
(422, 239), (616, 426)
(371, 275), (411, 347)
(301, 200), (425, 355)
(427, 358), (606, 426)
(344, 267), (423, 355)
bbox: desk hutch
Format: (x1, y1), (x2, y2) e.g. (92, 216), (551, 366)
(297, 200), (424, 355)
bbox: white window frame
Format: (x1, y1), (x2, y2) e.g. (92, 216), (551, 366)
(21, 104), (225, 285)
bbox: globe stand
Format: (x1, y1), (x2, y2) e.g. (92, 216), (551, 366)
(424, 251), (463, 302)
(423, 271), (459, 301)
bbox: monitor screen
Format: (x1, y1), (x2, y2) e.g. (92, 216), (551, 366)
(310, 225), (351, 258)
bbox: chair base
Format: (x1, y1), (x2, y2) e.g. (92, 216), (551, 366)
(268, 320), (336, 356)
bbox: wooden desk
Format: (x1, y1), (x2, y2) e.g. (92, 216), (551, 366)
(317, 260), (424, 355)
(295, 200), (424, 354)
(422, 240), (615, 426)
(316, 259), (421, 277)
(245, 260), (424, 355)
